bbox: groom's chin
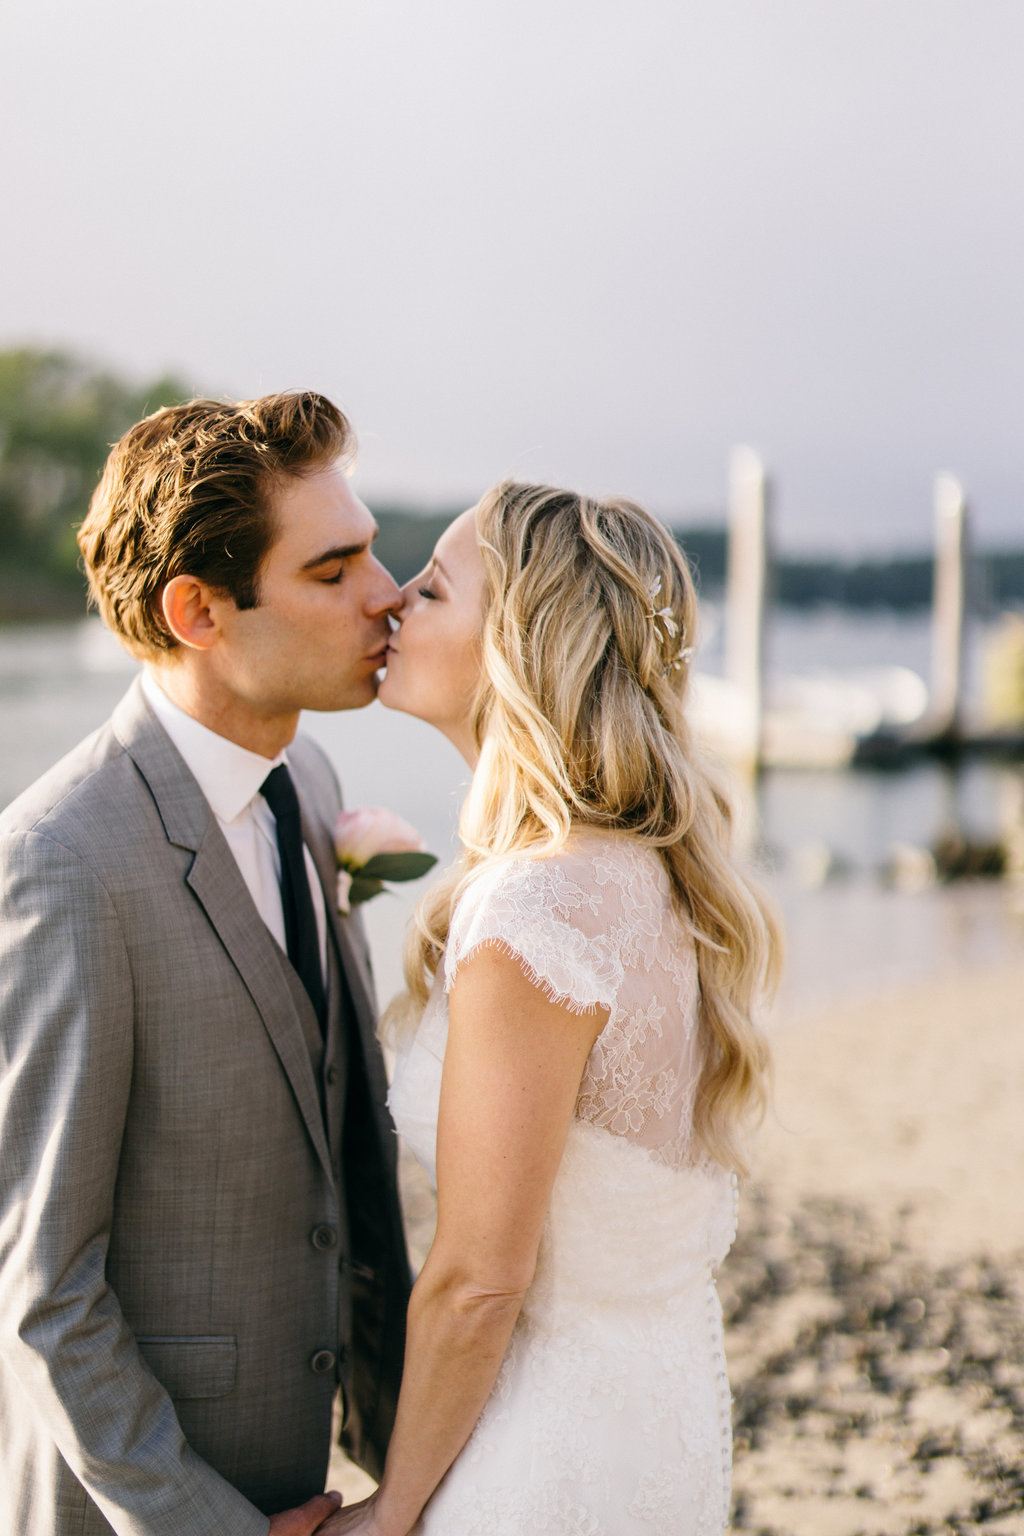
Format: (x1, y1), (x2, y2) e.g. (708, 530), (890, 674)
(295, 671), (383, 714)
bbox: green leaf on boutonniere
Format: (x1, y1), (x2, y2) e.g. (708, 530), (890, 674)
(348, 875), (386, 906)
(356, 851), (438, 882)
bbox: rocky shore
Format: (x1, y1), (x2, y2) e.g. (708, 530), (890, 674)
(721, 952), (1024, 1534)
(724, 1189), (1024, 1533)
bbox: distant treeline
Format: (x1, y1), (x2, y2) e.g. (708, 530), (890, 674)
(777, 548), (1024, 612)
(0, 346), (191, 619)
(0, 346), (1021, 620)
(371, 511), (1024, 612)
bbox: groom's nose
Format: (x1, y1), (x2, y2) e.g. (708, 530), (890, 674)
(365, 556), (402, 616)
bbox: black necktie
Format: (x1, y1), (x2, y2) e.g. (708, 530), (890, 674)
(260, 764), (327, 1034)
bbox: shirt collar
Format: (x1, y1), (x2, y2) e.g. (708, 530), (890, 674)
(141, 669), (288, 824)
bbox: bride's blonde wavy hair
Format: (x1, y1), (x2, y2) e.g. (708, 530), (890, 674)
(390, 480), (784, 1174)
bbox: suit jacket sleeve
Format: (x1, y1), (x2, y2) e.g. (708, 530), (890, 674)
(0, 830), (269, 1536)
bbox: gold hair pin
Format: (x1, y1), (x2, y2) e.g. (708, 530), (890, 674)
(647, 577), (694, 671)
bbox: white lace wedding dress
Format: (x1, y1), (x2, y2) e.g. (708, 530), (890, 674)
(386, 828), (740, 1535)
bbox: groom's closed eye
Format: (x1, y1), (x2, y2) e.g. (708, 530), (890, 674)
(301, 529), (381, 583)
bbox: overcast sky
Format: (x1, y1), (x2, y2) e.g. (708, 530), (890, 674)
(1, 1), (1022, 554)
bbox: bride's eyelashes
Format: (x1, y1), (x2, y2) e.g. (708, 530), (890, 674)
(417, 585), (438, 600)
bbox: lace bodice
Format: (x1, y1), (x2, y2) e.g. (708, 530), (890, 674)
(442, 828), (706, 1171)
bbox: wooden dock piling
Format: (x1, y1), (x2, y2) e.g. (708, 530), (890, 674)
(928, 473), (969, 741)
(724, 446), (770, 773)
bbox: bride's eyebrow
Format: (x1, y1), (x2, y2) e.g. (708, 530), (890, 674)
(430, 555), (450, 583)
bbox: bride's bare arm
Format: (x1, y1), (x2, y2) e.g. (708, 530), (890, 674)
(368, 944), (608, 1536)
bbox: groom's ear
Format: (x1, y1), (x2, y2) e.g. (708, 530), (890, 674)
(161, 575), (221, 652)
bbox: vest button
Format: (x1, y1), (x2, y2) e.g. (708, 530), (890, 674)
(310, 1349), (336, 1375)
(311, 1224), (338, 1251)
(326, 1065), (340, 1086)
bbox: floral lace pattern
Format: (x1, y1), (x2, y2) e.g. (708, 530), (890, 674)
(443, 830), (705, 1171)
(388, 829), (739, 1535)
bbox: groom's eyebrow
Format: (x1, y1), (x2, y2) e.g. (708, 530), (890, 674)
(301, 525), (380, 570)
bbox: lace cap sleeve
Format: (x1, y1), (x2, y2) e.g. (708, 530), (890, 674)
(443, 854), (620, 1016)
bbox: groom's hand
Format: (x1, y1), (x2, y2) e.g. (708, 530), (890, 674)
(268, 1490), (343, 1534)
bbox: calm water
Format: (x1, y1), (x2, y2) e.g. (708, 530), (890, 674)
(1, 617), (1020, 1017)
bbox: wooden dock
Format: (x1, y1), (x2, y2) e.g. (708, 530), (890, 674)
(694, 453), (1024, 772)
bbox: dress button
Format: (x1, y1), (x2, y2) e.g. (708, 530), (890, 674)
(326, 1065), (340, 1086)
(310, 1349), (336, 1375)
(311, 1224), (338, 1251)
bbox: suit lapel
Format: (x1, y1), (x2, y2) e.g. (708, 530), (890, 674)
(112, 678), (335, 1184)
(185, 834), (334, 1179)
(299, 802), (390, 1114)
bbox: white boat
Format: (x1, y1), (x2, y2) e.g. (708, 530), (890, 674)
(690, 665), (930, 769)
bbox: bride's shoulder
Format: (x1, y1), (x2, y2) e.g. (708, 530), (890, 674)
(558, 825), (669, 891)
(454, 828), (665, 922)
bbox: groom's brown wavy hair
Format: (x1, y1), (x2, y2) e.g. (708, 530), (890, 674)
(78, 390), (355, 658)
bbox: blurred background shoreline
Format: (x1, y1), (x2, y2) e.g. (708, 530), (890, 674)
(5, 335), (1022, 1019)
(3, 341), (1022, 1022)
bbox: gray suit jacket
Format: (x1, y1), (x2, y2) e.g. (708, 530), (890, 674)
(0, 678), (412, 1535)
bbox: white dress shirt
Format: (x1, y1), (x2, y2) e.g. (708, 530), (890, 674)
(141, 670), (328, 983)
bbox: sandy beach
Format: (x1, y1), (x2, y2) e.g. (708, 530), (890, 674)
(724, 953), (1024, 1534)
(331, 951), (1024, 1534)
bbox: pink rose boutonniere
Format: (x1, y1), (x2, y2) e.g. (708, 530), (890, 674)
(333, 806), (438, 915)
